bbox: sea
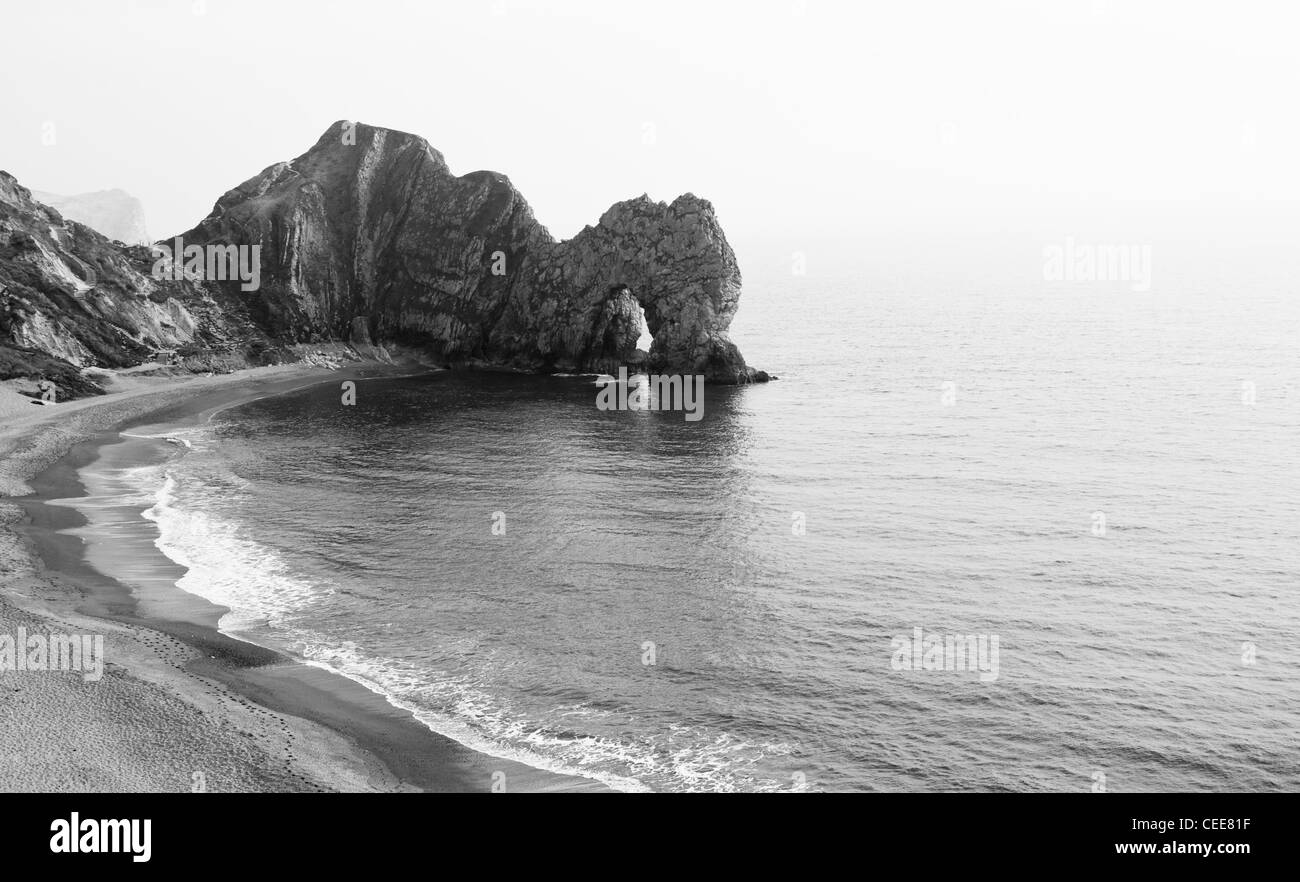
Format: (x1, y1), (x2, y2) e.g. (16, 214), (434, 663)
(60, 237), (1300, 791)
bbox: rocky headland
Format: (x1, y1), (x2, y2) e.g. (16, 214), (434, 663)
(1, 121), (768, 400)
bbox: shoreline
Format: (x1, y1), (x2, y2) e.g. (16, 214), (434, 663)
(0, 362), (605, 792)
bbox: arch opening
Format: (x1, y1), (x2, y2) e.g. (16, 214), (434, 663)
(634, 304), (653, 354)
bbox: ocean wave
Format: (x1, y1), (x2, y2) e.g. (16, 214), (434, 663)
(293, 640), (798, 792)
(131, 462), (791, 793)
(143, 472), (328, 633)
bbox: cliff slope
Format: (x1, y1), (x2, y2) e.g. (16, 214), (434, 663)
(1, 121), (767, 398)
(1, 172), (271, 397)
(183, 121), (765, 382)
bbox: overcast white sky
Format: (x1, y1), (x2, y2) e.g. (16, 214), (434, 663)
(2, 0), (1297, 248)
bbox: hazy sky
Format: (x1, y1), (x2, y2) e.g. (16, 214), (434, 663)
(2, 0), (1296, 248)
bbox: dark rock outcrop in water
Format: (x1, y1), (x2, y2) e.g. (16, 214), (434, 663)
(183, 121), (766, 382)
(1, 121), (767, 395)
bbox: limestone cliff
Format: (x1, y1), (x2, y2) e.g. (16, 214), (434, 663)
(183, 121), (766, 382)
(1, 121), (767, 397)
(0, 172), (269, 396)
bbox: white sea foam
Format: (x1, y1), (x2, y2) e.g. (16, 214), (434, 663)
(290, 640), (796, 792)
(127, 460), (793, 792)
(143, 473), (327, 634)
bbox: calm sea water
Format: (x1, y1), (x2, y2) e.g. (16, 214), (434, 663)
(100, 240), (1300, 791)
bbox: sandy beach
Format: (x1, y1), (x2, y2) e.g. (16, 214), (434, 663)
(0, 360), (602, 792)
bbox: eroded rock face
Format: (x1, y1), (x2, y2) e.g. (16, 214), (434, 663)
(183, 121), (767, 382)
(1, 172), (261, 394)
(0, 121), (767, 397)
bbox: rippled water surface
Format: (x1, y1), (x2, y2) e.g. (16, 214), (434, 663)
(97, 247), (1300, 791)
